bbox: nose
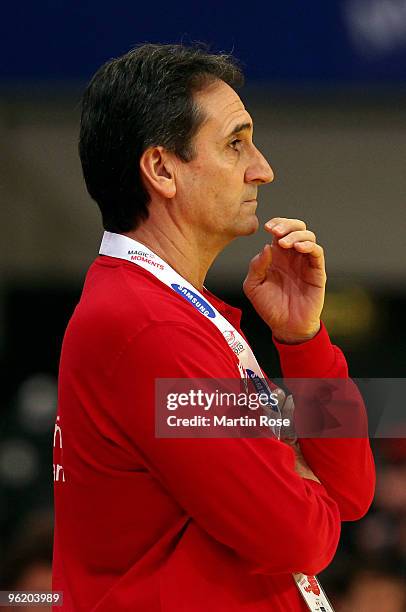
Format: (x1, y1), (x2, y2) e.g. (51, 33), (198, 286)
(245, 146), (274, 185)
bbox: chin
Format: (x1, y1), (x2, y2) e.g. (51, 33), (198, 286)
(239, 215), (259, 236)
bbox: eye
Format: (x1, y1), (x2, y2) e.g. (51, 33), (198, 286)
(229, 138), (242, 150)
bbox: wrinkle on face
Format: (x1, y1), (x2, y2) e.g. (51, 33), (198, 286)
(193, 82), (254, 152)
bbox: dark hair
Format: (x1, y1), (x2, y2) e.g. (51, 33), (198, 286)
(79, 43), (244, 232)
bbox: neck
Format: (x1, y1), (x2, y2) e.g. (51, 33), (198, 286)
(124, 212), (226, 292)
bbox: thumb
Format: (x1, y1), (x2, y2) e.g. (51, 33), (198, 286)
(248, 244), (272, 283)
(243, 244), (272, 295)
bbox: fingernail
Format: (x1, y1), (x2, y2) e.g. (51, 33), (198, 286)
(273, 224), (283, 232)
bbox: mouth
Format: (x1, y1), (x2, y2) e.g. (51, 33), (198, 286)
(243, 199), (257, 204)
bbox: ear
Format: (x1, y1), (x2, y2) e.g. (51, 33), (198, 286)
(139, 146), (176, 199)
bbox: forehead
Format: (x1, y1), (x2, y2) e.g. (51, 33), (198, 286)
(194, 80), (252, 137)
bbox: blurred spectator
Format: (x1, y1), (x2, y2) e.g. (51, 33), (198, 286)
(337, 568), (406, 612)
(352, 442), (406, 568)
(0, 510), (52, 612)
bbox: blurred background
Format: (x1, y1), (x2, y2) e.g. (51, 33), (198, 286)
(1, 1), (405, 609)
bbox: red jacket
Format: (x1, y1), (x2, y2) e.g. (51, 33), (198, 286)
(53, 256), (375, 611)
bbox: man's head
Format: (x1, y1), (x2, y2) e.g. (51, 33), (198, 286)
(79, 44), (243, 232)
(80, 43), (273, 241)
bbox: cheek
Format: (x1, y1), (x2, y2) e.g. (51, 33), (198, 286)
(182, 153), (244, 203)
(186, 167), (219, 201)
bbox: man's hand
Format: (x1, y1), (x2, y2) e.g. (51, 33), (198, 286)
(243, 218), (326, 344)
(290, 441), (320, 483)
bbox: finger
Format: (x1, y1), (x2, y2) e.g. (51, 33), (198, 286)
(250, 243), (272, 278)
(278, 230), (316, 247)
(273, 386), (286, 407)
(279, 394), (297, 444)
(291, 240), (318, 253)
(244, 244), (272, 287)
(305, 243), (325, 270)
(265, 218), (307, 236)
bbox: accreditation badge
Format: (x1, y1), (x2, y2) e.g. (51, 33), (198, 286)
(293, 574), (335, 611)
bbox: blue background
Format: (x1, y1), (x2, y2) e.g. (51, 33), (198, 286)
(2, 0), (406, 85)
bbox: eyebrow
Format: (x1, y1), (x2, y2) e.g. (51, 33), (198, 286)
(225, 122), (253, 139)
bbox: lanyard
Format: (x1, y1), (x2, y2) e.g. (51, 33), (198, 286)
(99, 231), (281, 425)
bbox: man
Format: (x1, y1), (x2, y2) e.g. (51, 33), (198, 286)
(53, 44), (375, 611)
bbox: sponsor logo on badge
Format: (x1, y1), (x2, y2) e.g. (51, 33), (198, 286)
(171, 284), (216, 318)
(246, 369), (279, 410)
(246, 369), (268, 395)
(303, 576), (321, 597)
(223, 330), (245, 355)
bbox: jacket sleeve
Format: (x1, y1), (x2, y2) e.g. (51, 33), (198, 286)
(108, 321), (341, 576)
(273, 322), (376, 521)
